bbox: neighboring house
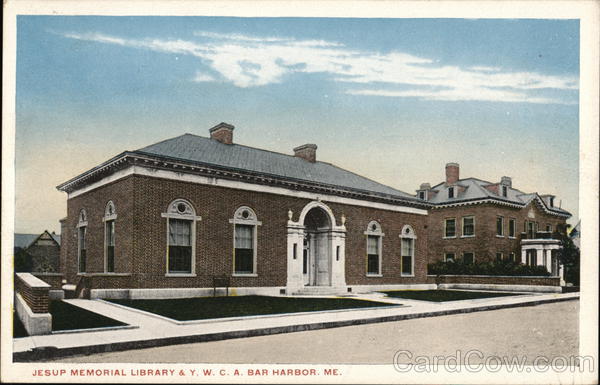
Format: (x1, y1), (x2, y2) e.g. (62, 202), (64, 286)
(416, 163), (571, 279)
(56, 123), (429, 297)
(569, 220), (581, 249)
(14, 230), (61, 273)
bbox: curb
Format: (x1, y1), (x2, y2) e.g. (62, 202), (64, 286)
(13, 295), (578, 362)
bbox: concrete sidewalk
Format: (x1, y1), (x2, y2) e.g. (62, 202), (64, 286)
(13, 291), (579, 361)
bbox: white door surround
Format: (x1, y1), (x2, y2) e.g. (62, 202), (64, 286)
(286, 201), (346, 293)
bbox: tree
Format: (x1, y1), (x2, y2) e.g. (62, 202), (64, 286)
(14, 249), (33, 272)
(554, 224), (580, 286)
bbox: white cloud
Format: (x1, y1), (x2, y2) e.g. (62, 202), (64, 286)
(192, 72), (217, 82)
(60, 30), (578, 104)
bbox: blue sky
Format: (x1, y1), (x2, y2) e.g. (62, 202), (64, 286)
(15, 16), (579, 233)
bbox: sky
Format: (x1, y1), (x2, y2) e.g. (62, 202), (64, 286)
(14, 16), (579, 233)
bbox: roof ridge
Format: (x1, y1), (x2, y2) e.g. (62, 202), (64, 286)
(179, 133), (316, 162)
(150, 133), (414, 198)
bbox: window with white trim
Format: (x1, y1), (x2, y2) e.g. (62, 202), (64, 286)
(444, 218), (456, 238)
(496, 252), (503, 262)
(365, 221), (383, 275)
(462, 216), (474, 237)
(496, 216), (504, 236)
(230, 206), (261, 275)
(462, 252), (474, 265)
(509, 252), (516, 263)
(448, 187), (455, 199)
(508, 218), (516, 238)
(444, 252), (455, 262)
(77, 209), (87, 274)
(162, 199), (200, 275)
(502, 185), (508, 197)
(103, 201), (117, 273)
(400, 225), (416, 276)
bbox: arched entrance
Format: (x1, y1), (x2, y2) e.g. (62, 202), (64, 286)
(303, 206), (332, 286)
(286, 201), (347, 293)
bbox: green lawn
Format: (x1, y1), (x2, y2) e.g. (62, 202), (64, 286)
(50, 300), (126, 331)
(109, 295), (398, 321)
(380, 290), (519, 302)
(13, 301), (126, 336)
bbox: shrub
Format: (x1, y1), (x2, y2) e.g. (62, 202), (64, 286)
(428, 259), (551, 276)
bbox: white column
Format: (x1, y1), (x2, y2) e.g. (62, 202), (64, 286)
(286, 221), (305, 294)
(329, 227), (347, 289)
(521, 247), (527, 264)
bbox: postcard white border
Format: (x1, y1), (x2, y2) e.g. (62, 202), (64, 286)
(2, 1), (598, 384)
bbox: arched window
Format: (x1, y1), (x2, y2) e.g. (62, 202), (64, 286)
(103, 201), (117, 273)
(230, 206), (261, 275)
(161, 199), (201, 275)
(364, 221), (384, 276)
(400, 225), (417, 276)
(77, 209), (88, 274)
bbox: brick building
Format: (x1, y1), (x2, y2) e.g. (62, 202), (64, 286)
(416, 163), (571, 281)
(14, 230), (61, 273)
(57, 123), (430, 298)
(56, 123), (571, 298)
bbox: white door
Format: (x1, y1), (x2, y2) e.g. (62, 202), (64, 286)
(315, 233), (331, 286)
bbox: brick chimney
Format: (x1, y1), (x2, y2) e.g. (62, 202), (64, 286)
(293, 144), (317, 163)
(209, 122), (235, 144)
(445, 162), (459, 185)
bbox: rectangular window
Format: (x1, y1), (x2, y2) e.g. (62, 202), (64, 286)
(509, 252), (516, 262)
(527, 221), (535, 239)
(168, 219), (192, 273)
(78, 227), (87, 273)
(463, 252), (474, 265)
(303, 238), (308, 275)
(401, 238), (413, 276)
(496, 252), (503, 262)
(496, 216), (504, 236)
(419, 191), (425, 200)
(444, 218), (456, 238)
(502, 185), (508, 197)
(336, 246), (340, 261)
(234, 224), (254, 274)
(462, 216), (474, 237)
(546, 224), (552, 232)
(444, 252), (455, 262)
(105, 220), (115, 273)
(448, 187), (454, 199)
(367, 235), (380, 274)
(293, 243), (297, 260)
(508, 219), (516, 238)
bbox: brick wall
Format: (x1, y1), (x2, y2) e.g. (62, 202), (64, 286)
(15, 273), (50, 313)
(32, 273), (63, 290)
(63, 177), (135, 285)
(63, 174), (428, 289)
(427, 202), (567, 264)
(27, 244), (60, 273)
(429, 275), (560, 286)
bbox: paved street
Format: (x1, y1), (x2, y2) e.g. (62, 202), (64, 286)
(55, 300), (578, 364)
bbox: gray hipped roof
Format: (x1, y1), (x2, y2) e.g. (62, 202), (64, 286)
(424, 178), (571, 216)
(135, 133), (417, 201)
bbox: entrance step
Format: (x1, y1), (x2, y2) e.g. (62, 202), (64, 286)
(292, 286), (346, 296)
